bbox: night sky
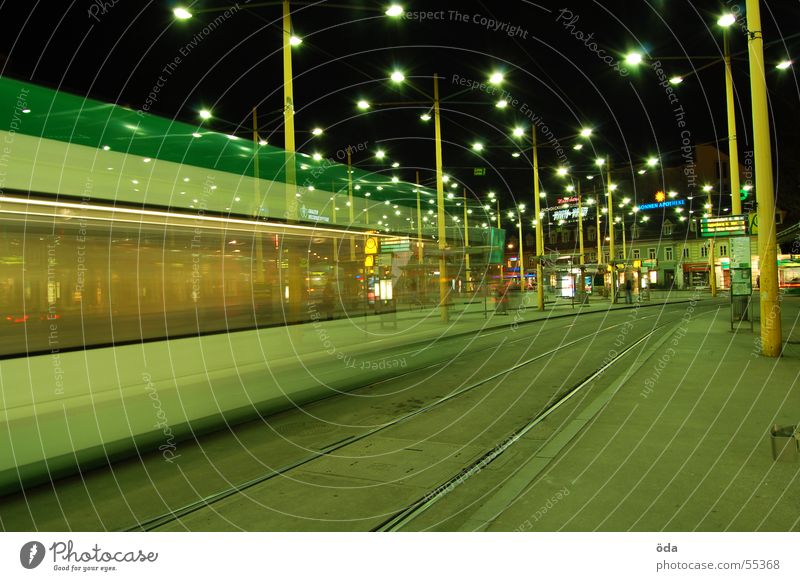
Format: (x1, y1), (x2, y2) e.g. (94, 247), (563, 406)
(1, 0), (799, 217)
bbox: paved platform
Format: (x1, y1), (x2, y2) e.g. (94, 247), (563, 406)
(477, 294), (800, 531)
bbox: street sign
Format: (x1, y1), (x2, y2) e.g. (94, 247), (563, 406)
(729, 236), (752, 268)
(701, 215), (747, 237)
(380, 237), (411, 253)
(731, 268), (752, 296)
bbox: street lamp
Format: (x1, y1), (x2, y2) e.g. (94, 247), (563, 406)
(717, 12), (743, 216)
(512, 125), (545, 310)
(746, 0), (782, 357)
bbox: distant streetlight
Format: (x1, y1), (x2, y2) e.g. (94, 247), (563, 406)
(556, 166), (568, 177)
(776, 60), (793, 70)
(512, 127), (525, 138)
(580, 128), (593, 138)
(625, 52), (643, 66)
(472, 142), (484, 152)
(357, 100), (370, 110)
(646, 156), (659, 167)
(496, 99), (508, 108)
(375, 150), (386, 159)
(199, 109), (212, 120)
(420, 113), (431, 121)
(669, 76), (684, 85)
(489, 72), (504, 85)
(311, 127), (323, 136)
(173, 7), (192, 19)
(390, 71), (405, 83)
(289, 35), (302, 46)
(717, 13), (737, 27)
(385, 4), (404, 17)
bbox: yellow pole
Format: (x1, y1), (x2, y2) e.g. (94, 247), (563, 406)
(416, 172), (423, 262)
(533, 127), (544, 311)
(496, 197), (504, 284)
(348, 150), (355, 261)
(607, 159), (615, 303)
(518, 217), (524, 289)
(621, 215), (627, 262)
(745, 0), (781, 355)
(724, 29), (742, 216)
(463, 188), (471, 291)
(595, 187), (601, 266)
(577, 181), (585, 266)
(433, 73), (449, 322)
(708, 191), (717, 298)
(253, 108), (265, 284)
(282, 0), (297, 220)
(416, 172), (424, 300)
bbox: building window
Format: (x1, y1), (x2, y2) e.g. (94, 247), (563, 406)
(561, 230), (570, 243)
(719, 244), (727, 256)
(683, 247), (690, 259)
(662, 222), (673, 236)
(633, 248), (641, 260)
(700, 245), (709, 258)
(648, 247), (657, 260)
(588, 227), (596, 241)
(665, 247), (674, 261)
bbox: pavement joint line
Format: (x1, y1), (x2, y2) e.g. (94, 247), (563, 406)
(460, 318), (684, 532)
(123, 310), (663, 532)
(372, 319), (677, 532)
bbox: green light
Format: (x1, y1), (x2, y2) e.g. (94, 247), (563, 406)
(717, 14), (736, 27)
(173, 7), (192, 20)
(625, 52), (643, 66)
(385, 5), (404, 17)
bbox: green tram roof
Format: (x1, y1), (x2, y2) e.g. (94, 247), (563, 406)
(0, 76), (437, 210)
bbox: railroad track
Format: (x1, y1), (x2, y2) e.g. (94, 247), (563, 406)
(122, 302), (714, 532)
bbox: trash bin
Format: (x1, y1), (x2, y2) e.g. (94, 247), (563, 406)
(770, 424), (798, 462)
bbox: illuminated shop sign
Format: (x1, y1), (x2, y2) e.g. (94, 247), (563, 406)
(556, 196), (578, 205)
(638, 199), (685, 211)
(551, 206), (589, 222)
